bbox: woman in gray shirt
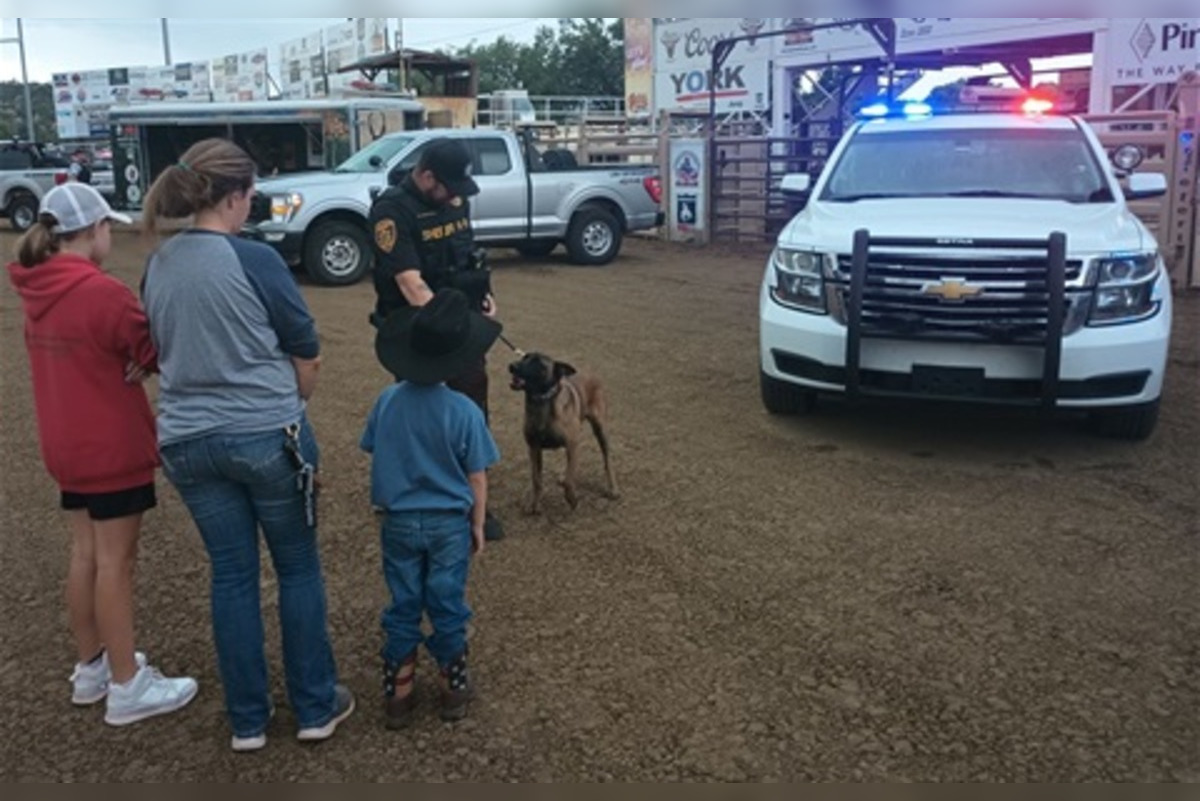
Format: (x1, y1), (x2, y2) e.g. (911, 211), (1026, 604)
(141, 138), (353, 753)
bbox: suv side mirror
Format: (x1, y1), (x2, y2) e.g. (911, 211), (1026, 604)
(1124, 172), (1167, 201)
(780, 173), (812, 196)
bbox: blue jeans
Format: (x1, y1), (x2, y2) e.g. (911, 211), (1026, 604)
(380, 511), (473, 668)
(160, 418), (340, 738)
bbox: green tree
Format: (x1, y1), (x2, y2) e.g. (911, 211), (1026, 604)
(0, 81), (57, 142)
(456, 35), (526, 95)
(552, 18), (623, 96)
(513, 25), (562, 95)
(451, 18), (622, 97)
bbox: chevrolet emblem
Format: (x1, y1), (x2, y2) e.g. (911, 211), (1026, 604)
(921, 278), (984, 302)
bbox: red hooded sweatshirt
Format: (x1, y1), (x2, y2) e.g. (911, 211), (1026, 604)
(7, 252), (159, 494)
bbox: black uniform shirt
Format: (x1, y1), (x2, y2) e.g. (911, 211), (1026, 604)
(369, 174), (473, 319)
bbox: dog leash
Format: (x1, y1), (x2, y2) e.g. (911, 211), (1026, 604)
(498, 332), (526, 358)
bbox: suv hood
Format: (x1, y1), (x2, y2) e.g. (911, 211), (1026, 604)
(781, 198), (1149, 255)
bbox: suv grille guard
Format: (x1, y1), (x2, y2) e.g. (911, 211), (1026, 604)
(844, 230), (1068, 413)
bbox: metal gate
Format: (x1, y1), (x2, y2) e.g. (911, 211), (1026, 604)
(1084, 109), (1198, 287)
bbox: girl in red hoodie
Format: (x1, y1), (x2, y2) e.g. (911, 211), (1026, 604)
(7, 183), (197, 727)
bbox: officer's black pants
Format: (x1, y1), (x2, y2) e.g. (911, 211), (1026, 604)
(447, 357), (489, 425)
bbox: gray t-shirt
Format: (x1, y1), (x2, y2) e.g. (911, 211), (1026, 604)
(142, 230), (319, 446)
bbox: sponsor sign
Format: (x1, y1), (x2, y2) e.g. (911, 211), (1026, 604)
(655, 18), (771, 113)
(52, 61), (212, 139)
(668, 138), (707, 237)
(1107, 18), (1200, 86)
(625, 18), (654, 118)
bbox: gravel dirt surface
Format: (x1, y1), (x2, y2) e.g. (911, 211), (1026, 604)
(1, 229), (1197, 782)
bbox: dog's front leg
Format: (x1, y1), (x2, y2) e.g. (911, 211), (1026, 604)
(562, 440), (580, 510)
(526, 445), (544, 515)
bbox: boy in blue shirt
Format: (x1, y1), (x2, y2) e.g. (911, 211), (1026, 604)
(362, 288), (501, 728)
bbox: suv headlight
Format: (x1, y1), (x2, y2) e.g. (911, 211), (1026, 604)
(1088, 253), (1161, 325)
(770, 248), (829, 313)
(270, 193), (303, 224)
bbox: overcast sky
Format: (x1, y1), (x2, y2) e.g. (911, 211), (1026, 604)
(0, 18), (556, 83)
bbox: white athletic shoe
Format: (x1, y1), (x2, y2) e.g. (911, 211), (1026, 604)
(104, 664), (198, 727)
(70, 651), (146, 706)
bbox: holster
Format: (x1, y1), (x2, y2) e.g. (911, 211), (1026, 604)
(446, 268), (492, 311)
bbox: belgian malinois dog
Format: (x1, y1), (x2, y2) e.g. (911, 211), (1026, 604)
(508, 352), (618, 514)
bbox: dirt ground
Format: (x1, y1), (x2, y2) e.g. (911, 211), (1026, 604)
(1, 228), (1197, 782)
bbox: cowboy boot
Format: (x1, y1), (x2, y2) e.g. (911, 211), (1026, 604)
(383, 653), (417, 730)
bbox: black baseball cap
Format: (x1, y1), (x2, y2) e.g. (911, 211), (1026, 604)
(419, 138), (480, 198)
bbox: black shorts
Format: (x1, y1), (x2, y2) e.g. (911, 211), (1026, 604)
(61, 483), (157, 521)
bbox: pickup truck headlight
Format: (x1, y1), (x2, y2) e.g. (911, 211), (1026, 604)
(1088, 253), (1161, 325)
(270, 193), (303, 225)
(770, 248), (829, 313)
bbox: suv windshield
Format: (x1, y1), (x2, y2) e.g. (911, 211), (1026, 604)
(333, 136), (413, 173)
(822, 127), (1114, 204)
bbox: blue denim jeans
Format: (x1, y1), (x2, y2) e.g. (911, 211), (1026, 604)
(380, 511), (473, 668)
(160, 417), (340, 738)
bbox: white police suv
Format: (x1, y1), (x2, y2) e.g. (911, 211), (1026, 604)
(759, 98), (1173, 439)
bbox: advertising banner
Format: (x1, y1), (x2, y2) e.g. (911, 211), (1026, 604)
(668, 138), (707, 239)
(625, 18), (654, 119)
(323, 18), (390, 96)
(280, 33), (325, 99)
(1106, 18), (1200, 86)
(655, 18), (771, 114)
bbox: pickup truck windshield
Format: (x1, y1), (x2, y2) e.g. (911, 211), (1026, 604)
(333, 137), (413, 174)
(822, 127), (1114, 204)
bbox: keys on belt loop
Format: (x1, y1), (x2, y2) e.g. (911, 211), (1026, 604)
(283, 423), (317, 527)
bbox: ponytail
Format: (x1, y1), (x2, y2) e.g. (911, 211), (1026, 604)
(14, 213), (62, 268)
(142, 138), (256, 235)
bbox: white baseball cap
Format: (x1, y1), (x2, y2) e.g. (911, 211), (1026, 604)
(39, 182), (132, 235)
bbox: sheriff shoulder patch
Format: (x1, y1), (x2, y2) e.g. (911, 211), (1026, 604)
(374, 219), (397, 253)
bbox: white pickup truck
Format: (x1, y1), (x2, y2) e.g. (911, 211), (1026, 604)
(244, 128), (663, 284)
(759, 105), (1173, 439)
(0, 141), (70, 232)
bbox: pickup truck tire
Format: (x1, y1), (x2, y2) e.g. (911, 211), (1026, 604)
(516, 240), (558, 258)
(7, 192), (38, 233)
(760, 372), (817, 415)
(304, 220), (371, 286)
(1089, 399), (1160, 441)
(566, 206), (622, 266)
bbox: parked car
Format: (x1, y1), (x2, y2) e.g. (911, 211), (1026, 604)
(759, 100), (1172, 440)
(89, 151), (117, 201)
(0, 141), (70, 232)
(243, 128), (664, 285)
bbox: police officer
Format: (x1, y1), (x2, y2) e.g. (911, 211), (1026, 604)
(369, 137), (506, 542)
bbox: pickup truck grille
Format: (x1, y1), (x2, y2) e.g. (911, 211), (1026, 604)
(247, 193), (272, 224)
(833, 252), (1088, 343)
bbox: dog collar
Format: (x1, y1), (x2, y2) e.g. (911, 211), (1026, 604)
(528, 382), (561, 403)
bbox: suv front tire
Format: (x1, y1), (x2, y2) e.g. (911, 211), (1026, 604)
(760, 371), (817, 415)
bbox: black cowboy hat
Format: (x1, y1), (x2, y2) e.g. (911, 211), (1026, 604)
(374, 288), (501, 385)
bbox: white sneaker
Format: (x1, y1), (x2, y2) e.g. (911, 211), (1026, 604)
(296, 684), (355, 742)
(231, 704), (275, 753)
(104, 664), (198, 727)
(231, 733), (267, 753)
(70, 651), (146, 706)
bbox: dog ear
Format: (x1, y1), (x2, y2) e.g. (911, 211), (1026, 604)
(553, 361), (577, 380)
